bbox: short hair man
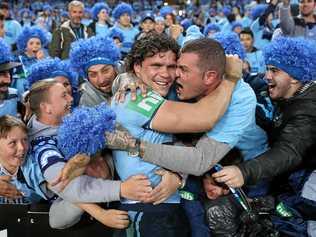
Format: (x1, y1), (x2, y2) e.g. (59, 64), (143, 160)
(49, 0), (94, 59)
(240, 27), (266, 75)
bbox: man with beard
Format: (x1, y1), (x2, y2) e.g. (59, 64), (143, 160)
(49, 1), (93, 59)
(0, 38), (20, 117)
(278, 0), (316, 41)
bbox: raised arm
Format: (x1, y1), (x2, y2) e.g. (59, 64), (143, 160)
(151, 55), (242, 133)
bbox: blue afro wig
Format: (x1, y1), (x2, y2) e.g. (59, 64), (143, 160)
(263, 37), (316, 83)
(57, 103), (116, 160)
(213, 32), (246, 60)
(112, 3), (133, 20)
(0, 39), (13, 65)
(108, 28), (124, 42)
(251, 4), (268, 20)
(221, 6), (232, 17)
(16, 26), (49, 53)
(231, 21), (243, 31)
(91, 2), (110, 20)
(160, 6), (174, 17)
(69, 35), (121, 77)
(26, 58), (78, 91)
(204, 23), (221, 36)
(19, 8), (33, 19)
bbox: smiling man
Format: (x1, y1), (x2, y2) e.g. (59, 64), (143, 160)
(69, 35), (120, 107)
(49, 0), (94, 59)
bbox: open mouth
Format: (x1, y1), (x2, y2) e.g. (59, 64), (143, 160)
(154, 80), (170, 88)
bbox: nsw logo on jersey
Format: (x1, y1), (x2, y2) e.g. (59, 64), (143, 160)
(127, 91), (165, 118)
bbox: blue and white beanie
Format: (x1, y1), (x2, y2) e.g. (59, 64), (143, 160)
(69, 35), (121, 77)
(263, 37), (316, 83)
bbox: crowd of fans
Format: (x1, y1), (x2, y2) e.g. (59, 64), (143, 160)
(0, 0), (316, 236)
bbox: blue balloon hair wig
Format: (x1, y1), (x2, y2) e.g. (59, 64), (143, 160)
(213, 32), (246, 60)
(26, 58), (78, 91)
(263, 37), (316, 83)
(112, 3), (133, 20)
(91, 2), (110, 20)
(69, 35), (121, 77)
(57, 103), (116, 160)
(16, 26), (49, 53)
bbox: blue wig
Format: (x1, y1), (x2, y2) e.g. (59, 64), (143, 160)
(92, 2), (110, 20)
(213, 32), (246, 60)
(16, 26), (49, 53)
(19, 8), (33, 19)
(26, 58), (78, 91)
(57, 103), (116, 160)
(108, 28), (124, 43)
(0, 39), (13, 64)
(204, 23), (221, 36)
(160, 6), (174, 17)
(263, 37), (316, 83)
(231, 21), (243, 31)
(251, 4), (268, 20)
(221, 6), (232, 17)
(69, 35), (121, 77)
(112, 3), (133, 20)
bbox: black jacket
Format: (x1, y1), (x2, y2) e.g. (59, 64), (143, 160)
(239, 82), (316, 185)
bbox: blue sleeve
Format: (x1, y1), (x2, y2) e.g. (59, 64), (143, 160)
(206, 81), (257, 148)
(33, 140), (66, 174)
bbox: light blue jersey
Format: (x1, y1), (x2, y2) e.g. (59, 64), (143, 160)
(95, 23), (110, 36)
(245, 49), (266, 75)
(206, 79), (268, 161)
(0, 156), (42, 204)
(0, 88), (18, 117)
(111, 90), (180, 204)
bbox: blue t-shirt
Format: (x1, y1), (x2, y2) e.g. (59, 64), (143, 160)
(0, 88), (18, 117)
(206, 80), (269, 161)
(111, 90), (180, 204)
(110, 24), (139, 53)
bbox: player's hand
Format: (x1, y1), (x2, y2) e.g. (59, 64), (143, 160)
(115, 79), (148, 103)
(212, 165), (244, 188)
(143, 169), (181, 205)
(224, 54), (243, 83)
(0, 176), (23, 198)
(120, 174), (152, 201)
(50, 154), (90, 191)
(96, 209), (129, 229)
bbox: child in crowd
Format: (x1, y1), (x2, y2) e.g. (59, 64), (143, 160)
(0, 115), (42, 204)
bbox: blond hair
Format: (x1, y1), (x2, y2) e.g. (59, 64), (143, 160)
(0, 115), (27, 139)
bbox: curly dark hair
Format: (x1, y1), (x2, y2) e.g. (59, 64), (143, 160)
(125, 32), (180, 73)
